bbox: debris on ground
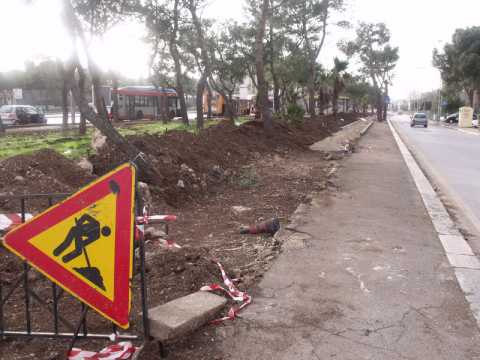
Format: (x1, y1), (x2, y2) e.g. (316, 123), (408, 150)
(0, 148), (95, 213)
(240, 218), (280, 235)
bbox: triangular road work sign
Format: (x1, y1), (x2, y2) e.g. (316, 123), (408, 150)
(4, 163), (136, 329)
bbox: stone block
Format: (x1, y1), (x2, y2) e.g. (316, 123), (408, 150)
(149, 291), (227, 342)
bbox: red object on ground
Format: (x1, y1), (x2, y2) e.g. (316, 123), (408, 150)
(240, 218), (280, 235)
(136, 215), (177, 224)
(68, 341), (137, 360)
(201, 262), (252, 324)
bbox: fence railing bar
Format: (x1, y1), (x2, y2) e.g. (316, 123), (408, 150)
(0, 193), (70, 201)
(20, 198), (26, 223)
(138, 236), (149, 340)
(81, 303), (88, 337)
(23, 262), (31, 334)
(0, 271), (25, 308)
(52, 283), (59, 335)
(27, 287), (75, 332)
(1, 331), (139, 340)
(67, 306), (89, 354)
(0, 280), (4, 336)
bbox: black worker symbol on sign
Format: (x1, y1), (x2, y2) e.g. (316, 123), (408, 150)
(53, 213), (111, 291)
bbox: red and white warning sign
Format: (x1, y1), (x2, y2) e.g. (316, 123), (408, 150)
(4, 163), (136, 328)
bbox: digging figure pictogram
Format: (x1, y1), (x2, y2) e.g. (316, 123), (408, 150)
(53, 213), (111, 290)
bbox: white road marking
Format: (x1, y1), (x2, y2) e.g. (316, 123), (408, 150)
(389, 120), (480, 327)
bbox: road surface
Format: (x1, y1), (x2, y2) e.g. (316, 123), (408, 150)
(390, 113), (480, 249)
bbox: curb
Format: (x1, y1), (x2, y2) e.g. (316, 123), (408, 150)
(390, 120), (480, 244)
(388, 120), (480, 329)
(360, 119), (374, 136)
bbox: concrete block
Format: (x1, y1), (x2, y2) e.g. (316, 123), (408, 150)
(438, 235), (474, 256)
(446, 253), (480, 269)
(148, 291), (227, 342)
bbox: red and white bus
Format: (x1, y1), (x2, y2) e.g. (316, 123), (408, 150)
(112, 86), (179, 120)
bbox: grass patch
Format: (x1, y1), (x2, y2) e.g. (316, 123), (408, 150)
(0, 119), (224, 160)
(0, 130), (92, 160)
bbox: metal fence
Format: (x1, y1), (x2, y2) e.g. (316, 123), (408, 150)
(0, 192), (156, 356)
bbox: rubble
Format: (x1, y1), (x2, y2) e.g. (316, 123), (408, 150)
(76, 157), (94, 174)
(231, 206), (253, 216)
(91, 129), (107, 152)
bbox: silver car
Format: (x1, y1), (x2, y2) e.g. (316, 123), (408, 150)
(411, 112), (428, 128)
(0, 105), (46, 126)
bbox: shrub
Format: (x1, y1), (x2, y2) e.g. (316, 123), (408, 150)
(286, 104), (305, 126)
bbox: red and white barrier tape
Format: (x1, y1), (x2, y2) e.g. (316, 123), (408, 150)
(0, 213), (33, 233)
(201, 262), (252, 324)
(68, 341), (137, 360)
(136, 215), (177, 224)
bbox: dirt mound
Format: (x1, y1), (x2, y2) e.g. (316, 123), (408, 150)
(0, 149), (95, 213)
(91, 115), (357, 206)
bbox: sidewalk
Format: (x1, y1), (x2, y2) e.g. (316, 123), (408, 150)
(219, 122), (480, 359)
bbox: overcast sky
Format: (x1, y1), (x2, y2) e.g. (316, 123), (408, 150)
(1, 0), (480, 100)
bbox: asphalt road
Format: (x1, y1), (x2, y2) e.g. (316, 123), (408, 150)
(391, 114), (480, 246)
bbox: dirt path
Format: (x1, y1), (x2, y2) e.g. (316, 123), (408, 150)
(218, 122), (480, 359)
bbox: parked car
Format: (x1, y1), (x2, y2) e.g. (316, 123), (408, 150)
(410, 112), (428, 128)
(0, 105), (46, 126)
(445, 112), (478, 124)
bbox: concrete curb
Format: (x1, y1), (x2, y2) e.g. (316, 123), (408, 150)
(388, 120), (480, 329)
(360, 119), (374, 136)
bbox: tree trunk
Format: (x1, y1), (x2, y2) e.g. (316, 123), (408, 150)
(302, 91), (309, 113)
(112, 75), (120, 122)
(382, 83), (389, 121)
(333, 81), (339, 121)
(467, 89), (475, 108)
(255, 0), (273, 131)
(169, 41), (188, 125)
(188, 0), (211, 130)
(207, 82), (213, 119)
(61, 0), (160, 182)
(70, 91), (76, 124)
(318, 87), (325, 115)
(62, 77), (69, 130)
(269, 23), (280, 113)
(0, 118), (5, 136)
(225, 93), (236, 123)
(196, 75), (207, 130)
(376, 92), (383, 122)
(78, 66), (87, 135)
(307, 65), (316, 118)
(169, 0), (188, 126)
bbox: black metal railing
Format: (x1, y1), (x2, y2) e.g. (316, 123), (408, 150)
(0, 192), (153, 355)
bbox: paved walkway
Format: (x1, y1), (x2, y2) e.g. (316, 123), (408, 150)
(220, 122), (480, 359)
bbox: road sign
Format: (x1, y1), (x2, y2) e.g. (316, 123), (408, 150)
(384, 95), (391, 104)
(4, 163), (136, 329)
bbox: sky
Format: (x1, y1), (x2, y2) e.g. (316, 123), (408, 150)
(1, 0), (480, 100)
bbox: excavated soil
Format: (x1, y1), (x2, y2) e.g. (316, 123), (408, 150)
(0, 114), (363, 359)
(90, 114), (356, 206)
